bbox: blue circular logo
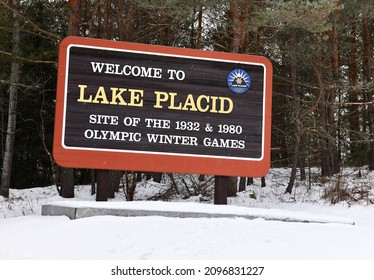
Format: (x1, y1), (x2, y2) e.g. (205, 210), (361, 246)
(227, 69), (251, 94)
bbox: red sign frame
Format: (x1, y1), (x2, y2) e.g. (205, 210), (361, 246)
(53, 37), (272, 177)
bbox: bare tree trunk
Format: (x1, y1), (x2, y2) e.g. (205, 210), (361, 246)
(217, 1), (250, 199)
(286, 130), (301, 194)
(227, 177), (237, 197)
(298, 158), (306, 180)
(363, 15), (374, 169)
(59, 0), (81, 198)
(190, 3), (196, 48)
(0, 0), (20, 198)
(159, 7), (172, 46)
(247, 177), (253, 185)
(125, 171), (136, 201)
(91, 169), (96, 195)
(116, 0), (135, 41)
(167, 173), (180, 195)
(228, 1), (249, 53)
(68, 0), (80, 36)
(286, 32), (302, 194)
(196, 5), (203, 49)
(349, 23), (360, 165)
(96, 0), (102, 38)
(103, 0), (110, 39)
(329, 9), (340, 174)
(315, 43), (334, 177)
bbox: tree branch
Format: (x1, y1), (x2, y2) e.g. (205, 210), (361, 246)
(0, 0), (61, 42)
(0, 50), (56, 64)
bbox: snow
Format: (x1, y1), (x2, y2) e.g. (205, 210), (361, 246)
(0, 214), (368, 260)
(1, 167), (374, 260)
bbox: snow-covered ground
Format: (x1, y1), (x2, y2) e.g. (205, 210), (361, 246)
(1, 167), (374, 260)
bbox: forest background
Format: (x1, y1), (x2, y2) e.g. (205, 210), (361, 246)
(0, 0), (373, 201)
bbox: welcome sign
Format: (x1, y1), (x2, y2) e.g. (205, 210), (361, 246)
(53, 37), (272, 177)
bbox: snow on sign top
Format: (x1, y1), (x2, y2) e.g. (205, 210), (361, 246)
(53, 36), (273, 177)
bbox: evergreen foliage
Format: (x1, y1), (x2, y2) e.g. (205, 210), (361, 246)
(0, 0), (373, 194)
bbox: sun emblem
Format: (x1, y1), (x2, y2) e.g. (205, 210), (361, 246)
(227, 69), (251, 94)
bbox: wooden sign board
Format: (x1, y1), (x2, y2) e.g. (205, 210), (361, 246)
(53, 37), (272, 177)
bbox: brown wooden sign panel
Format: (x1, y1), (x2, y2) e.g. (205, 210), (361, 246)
(53, 37), (272, 177)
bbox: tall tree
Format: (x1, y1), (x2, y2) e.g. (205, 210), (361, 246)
(286, 30), (303, 194)
(348, 22), (360, 165)
(363, 12), (374, 169)
(59, 0), (81, 198)
(255, 0), (340, 192)
(226, 0), (250, 198)
(0, 0), (21, 198)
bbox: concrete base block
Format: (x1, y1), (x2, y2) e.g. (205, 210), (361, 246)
(41, 204), (77, 220)
(41, 201), (355, 225)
